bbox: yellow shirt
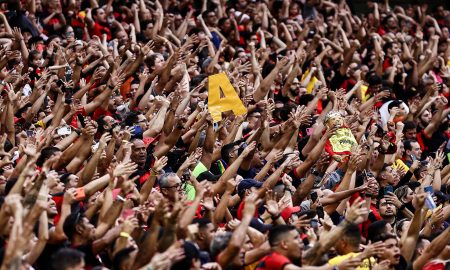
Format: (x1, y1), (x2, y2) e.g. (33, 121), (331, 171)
(328, 252), (375, 270)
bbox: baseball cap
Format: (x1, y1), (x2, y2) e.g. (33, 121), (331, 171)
(237, 178), (262, 195)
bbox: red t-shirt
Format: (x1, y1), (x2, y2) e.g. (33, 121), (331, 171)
(89, 22), (112, 40)
(256, 252), (292, 270)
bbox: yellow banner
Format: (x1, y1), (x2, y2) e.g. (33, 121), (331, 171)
(208, 73), (247, 122)
(329, 128), (357, 153)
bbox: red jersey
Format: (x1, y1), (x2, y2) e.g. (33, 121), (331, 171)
(256, 252), (292, 270)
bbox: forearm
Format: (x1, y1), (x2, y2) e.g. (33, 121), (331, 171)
(200, 123), (215, 168)
(213, 156), (245, 195)
(139, 174), (157, 203)
(79, 146), (103, 186)
(253, 66), (281, 102)
(293, 174), (316, 205)
(83, 175), (110, 198)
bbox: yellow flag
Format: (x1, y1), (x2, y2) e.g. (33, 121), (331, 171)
(329, 128), (357, 153)
(301, 69), (318, 94)
(360, 85), (369, 103)
(208, 73), (247, 122)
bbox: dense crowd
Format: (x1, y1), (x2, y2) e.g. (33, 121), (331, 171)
(0, 0), (449, 269)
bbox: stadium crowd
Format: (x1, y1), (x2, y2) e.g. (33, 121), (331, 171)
(0, 0), (449, 269)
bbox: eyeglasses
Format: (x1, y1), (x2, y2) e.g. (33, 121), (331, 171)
(162, 182), (184, 191)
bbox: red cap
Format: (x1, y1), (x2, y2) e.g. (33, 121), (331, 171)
(281, 206), (301, 222)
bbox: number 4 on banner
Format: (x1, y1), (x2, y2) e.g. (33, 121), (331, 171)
(208, 73), (247, 122)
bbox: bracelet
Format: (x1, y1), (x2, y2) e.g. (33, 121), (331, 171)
(119, 232), (131, 238)
(271, 214), (281, 220)
(399, 204), (406, 211)
(116, 195), (126, 202)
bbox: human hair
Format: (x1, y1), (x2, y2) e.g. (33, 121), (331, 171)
(367, 74), (382, 86)
(388, 100), (402, 110)
(60, 173), (74, 185)
(145, 53), (164, 69)
(383, 40), (394, 52)
(395, 218), (410, 237)
(374, 233), (398, 243)
(403, 140), (418, 151)
(210, 232), (233, 259)
(221, 141), (239, 165)
(403, 121), (416, 132)
(92, 7), (102, 18)
(341, 223), (361, 248)
(394, 185), (409, 202)
(50, 248), (85, 270)
(158, 172), (178, 188)
(96, 116), (108, 134)
(28, 50), (41, 67)
(193, 218), (212, 230)
(112, 247), (136, 270)
(123, 111), (140, 127)
(36, 146), (61, 167)
(367, 220), (389, 243)
(268, 225), (296, 247)
(15, 103), (32, 118)
(63, 211), (84, 240)
(171, 241), (200, 270)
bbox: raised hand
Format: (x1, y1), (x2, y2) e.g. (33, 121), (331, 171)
(98, 133), (112, 149)
(241, 141), (256, 157)
(264, 190), (280, 217)
(345, 198), (368, 224)
(114, 161), (138, 177)
(153, 156), (168, 172)
(108, 70), (126, 89)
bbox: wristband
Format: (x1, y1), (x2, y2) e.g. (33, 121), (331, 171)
(116, 195), (126, 202)
(120, 232), (131, 238)
(271, 214), (281, 220)
(399, 204), (406, 211)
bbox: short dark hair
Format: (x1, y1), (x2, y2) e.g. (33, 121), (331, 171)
(403, 121), (416, 132)
(341, 223), (361, 247)
(404, 140), (418, 151)
(221, 141), (240, 164)
(36, 146), (61, 167)
(268, 225), (296, 247)
(374, 233), (398, 243)
(63, 211), (84, 240)
(171, 241), (200, 270)
(193, 218), (212, 230)
(51, 248), (85, 270)
(113, 247), (136, 270)
(367, 220), (389, 243)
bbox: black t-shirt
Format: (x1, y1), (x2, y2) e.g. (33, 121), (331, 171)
(329, 69), (348, 90)
(74, 244), (102, 269)
(395, 255), (410, 270)
(35, 224), (68, 270)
